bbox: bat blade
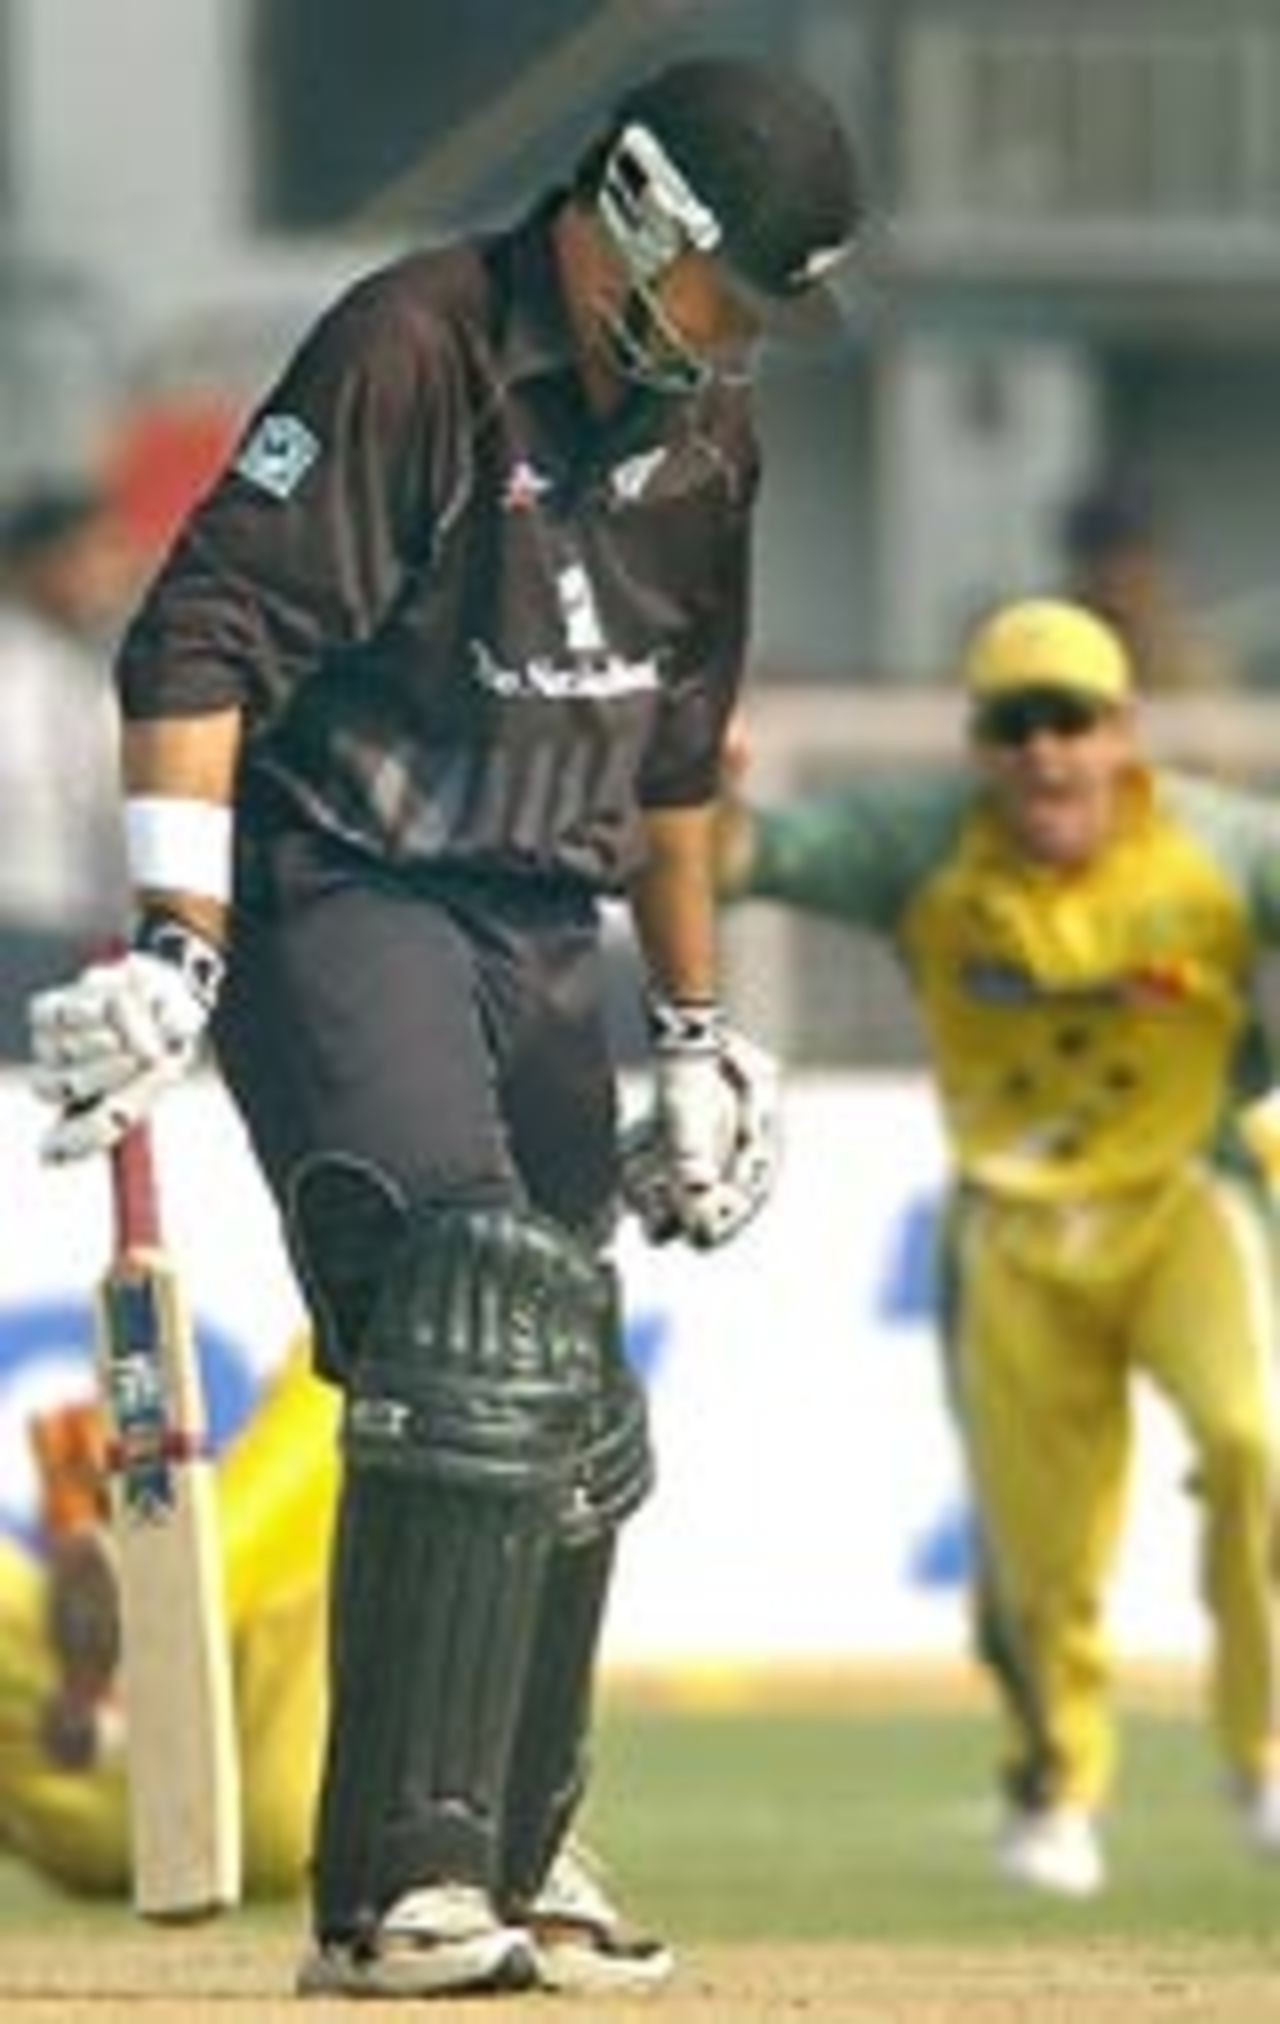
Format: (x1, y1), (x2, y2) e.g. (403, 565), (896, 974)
(96, 1126), (241, 1922)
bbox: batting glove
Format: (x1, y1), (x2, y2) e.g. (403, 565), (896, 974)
(620, 1000), (781, 1249)
(29, 915), (224, 1163)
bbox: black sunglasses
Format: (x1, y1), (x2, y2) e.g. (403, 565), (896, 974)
(974, 687), (1109, 749)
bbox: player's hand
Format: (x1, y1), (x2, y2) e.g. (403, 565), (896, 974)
(620, 1003), (781, 1248)
(29, 918), (224, 1163)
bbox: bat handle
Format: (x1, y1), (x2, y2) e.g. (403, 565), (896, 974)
(111, 1124), (162, 1253)
(82, 934), (163, 1253)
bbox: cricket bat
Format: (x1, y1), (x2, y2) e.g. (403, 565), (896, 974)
(95, 1118), (242, 1921)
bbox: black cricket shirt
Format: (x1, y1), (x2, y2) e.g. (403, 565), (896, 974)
(116, 193), (761, 896)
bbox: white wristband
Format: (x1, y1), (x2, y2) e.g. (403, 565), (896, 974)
(125, 796), (234, 904)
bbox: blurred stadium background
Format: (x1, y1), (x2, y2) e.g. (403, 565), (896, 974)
(8, 0), (1280, 1062)
(5, 2), (1280, 1974)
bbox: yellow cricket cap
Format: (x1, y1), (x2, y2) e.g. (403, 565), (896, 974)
(963, 599), (1133, 705)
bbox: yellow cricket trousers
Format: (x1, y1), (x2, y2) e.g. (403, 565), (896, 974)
(951, 1163), (1280, 1812)
(0, 1342), (338, 1896)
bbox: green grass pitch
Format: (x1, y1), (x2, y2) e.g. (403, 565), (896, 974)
(586, 1699), (1280, 1947)
(1, 1698), (1279, 1951)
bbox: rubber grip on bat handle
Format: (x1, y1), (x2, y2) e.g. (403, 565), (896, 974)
(112, 1124), (162, 1253)
(83, 933), (163, 1254)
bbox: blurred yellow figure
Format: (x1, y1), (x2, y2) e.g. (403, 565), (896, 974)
(721, 597), (1280, 1899)
(0, 1340), (338, 1898)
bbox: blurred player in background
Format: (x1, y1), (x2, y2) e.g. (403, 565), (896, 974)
(1060, 478), (1239, 696)
(0, 482), (136, 1054)
(716, 597), (1280, 1898)
(26, 54), (857, 1999)
(0, 1342), (335, 1899)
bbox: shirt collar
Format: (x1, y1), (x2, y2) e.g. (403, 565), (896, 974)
(482, 192), (580, 385)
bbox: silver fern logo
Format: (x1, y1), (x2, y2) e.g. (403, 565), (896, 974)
(235, 413), (320, 500)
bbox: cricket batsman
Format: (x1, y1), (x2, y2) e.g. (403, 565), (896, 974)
(24, 53), (859, 1993)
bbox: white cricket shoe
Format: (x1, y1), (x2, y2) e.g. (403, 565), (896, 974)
(1239, 1776), (1280, 1857)
(297, 1882), (536, 1999)
(997, 1805), (1106, 1898)
(525, 1842), (674, 1994)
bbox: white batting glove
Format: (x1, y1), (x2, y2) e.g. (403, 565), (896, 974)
(621, 1002), (781, 1249)
(29, 918), (224, 1163)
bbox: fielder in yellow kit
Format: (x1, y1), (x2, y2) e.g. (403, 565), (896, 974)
(720, 597), (1280, 1896)
(0, 1341), (338, 1898)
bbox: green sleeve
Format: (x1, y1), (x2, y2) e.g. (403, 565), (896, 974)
(744, 772), (972, 933)
(1164, 773), (1280, 942)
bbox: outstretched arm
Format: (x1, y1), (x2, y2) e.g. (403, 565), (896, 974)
(719, 769), (972, 933)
